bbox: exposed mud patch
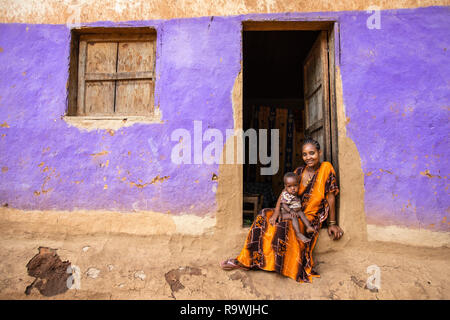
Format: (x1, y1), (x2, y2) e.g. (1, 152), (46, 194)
(164, 266), (203, 299)
(350, 275), (366, 288)
(228, 270), (263, 298)
(25, 247), (71, 297)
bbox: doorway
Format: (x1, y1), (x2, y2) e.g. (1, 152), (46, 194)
(242, 22), (338, 227)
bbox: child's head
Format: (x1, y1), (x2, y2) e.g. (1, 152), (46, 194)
(284, 172), (299, 195)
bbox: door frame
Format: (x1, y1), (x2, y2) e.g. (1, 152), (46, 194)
(241, 19), (341, 221)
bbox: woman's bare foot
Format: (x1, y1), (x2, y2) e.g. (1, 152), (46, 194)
(220, 258), (250, 271)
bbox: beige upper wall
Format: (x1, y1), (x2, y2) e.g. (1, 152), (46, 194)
(0, 0), (447, 24)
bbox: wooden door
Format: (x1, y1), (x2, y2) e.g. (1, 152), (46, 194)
(302, 31), (331, 162)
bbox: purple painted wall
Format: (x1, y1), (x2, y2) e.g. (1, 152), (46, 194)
(339, 7), (450, 231)
(0, 7), (449, 231)
(0, 17), (239, 215)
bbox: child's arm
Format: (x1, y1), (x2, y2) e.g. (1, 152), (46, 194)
(269, 194), (283, 225)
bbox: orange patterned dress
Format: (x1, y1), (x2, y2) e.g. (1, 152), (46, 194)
(236, 161), (339, 283)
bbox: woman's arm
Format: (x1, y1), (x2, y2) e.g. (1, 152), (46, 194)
(327, 191), (336, 221)
(326, 191), (344, 240)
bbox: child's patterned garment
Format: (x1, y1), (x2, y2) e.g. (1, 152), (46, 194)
(281, 190), (302, 210)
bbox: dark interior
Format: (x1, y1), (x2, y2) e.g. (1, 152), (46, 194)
(243, 31), (319, 100)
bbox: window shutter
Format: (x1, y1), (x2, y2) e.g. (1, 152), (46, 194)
(77, 33), (156, 117)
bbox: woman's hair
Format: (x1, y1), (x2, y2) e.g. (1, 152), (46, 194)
(302, 137), (321, 151)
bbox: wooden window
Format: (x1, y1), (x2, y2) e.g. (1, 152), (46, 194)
(68, 30), (156, 117)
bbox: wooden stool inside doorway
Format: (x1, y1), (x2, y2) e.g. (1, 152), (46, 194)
(243, 193), (264, 222)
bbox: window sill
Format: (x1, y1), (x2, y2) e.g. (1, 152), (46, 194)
(63, 112), (164, 131)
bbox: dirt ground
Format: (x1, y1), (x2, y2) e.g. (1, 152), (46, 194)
(0, 226), (448, 300)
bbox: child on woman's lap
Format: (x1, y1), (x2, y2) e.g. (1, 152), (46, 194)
(270, 172), (315, 243)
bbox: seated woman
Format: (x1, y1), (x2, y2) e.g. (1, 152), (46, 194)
(220, 138), (344, 283)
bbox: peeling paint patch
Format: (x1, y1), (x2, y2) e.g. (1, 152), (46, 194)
(134, 270), (146, 281)
(172, 214), (215, 235)
(86, 267), (100, 279)
(345, 117), (350, 125)
(100, 160), (109, 168)
(0, 122), (9, 128)
(420, 170), (442, 179)
(151, 175), (169, 184)
(367, 224), (450, 247)
(90, 150), (109, 157)
(128, 175), (169, 188)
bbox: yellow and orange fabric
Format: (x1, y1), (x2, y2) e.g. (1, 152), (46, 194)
(236, 161), (339, 283)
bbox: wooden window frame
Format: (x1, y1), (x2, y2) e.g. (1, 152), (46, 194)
(67, 28), (157, 120)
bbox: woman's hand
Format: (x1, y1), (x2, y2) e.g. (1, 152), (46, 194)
(327, 225), (344, 240)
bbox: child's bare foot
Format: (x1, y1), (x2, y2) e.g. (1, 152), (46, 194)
(305, 226), (315, 234)
(296, 232), (311, 243)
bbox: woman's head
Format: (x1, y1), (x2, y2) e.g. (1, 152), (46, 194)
(302, 138), (321, 169)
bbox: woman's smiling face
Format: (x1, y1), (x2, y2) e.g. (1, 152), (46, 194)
(302, 143), (321, 168)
